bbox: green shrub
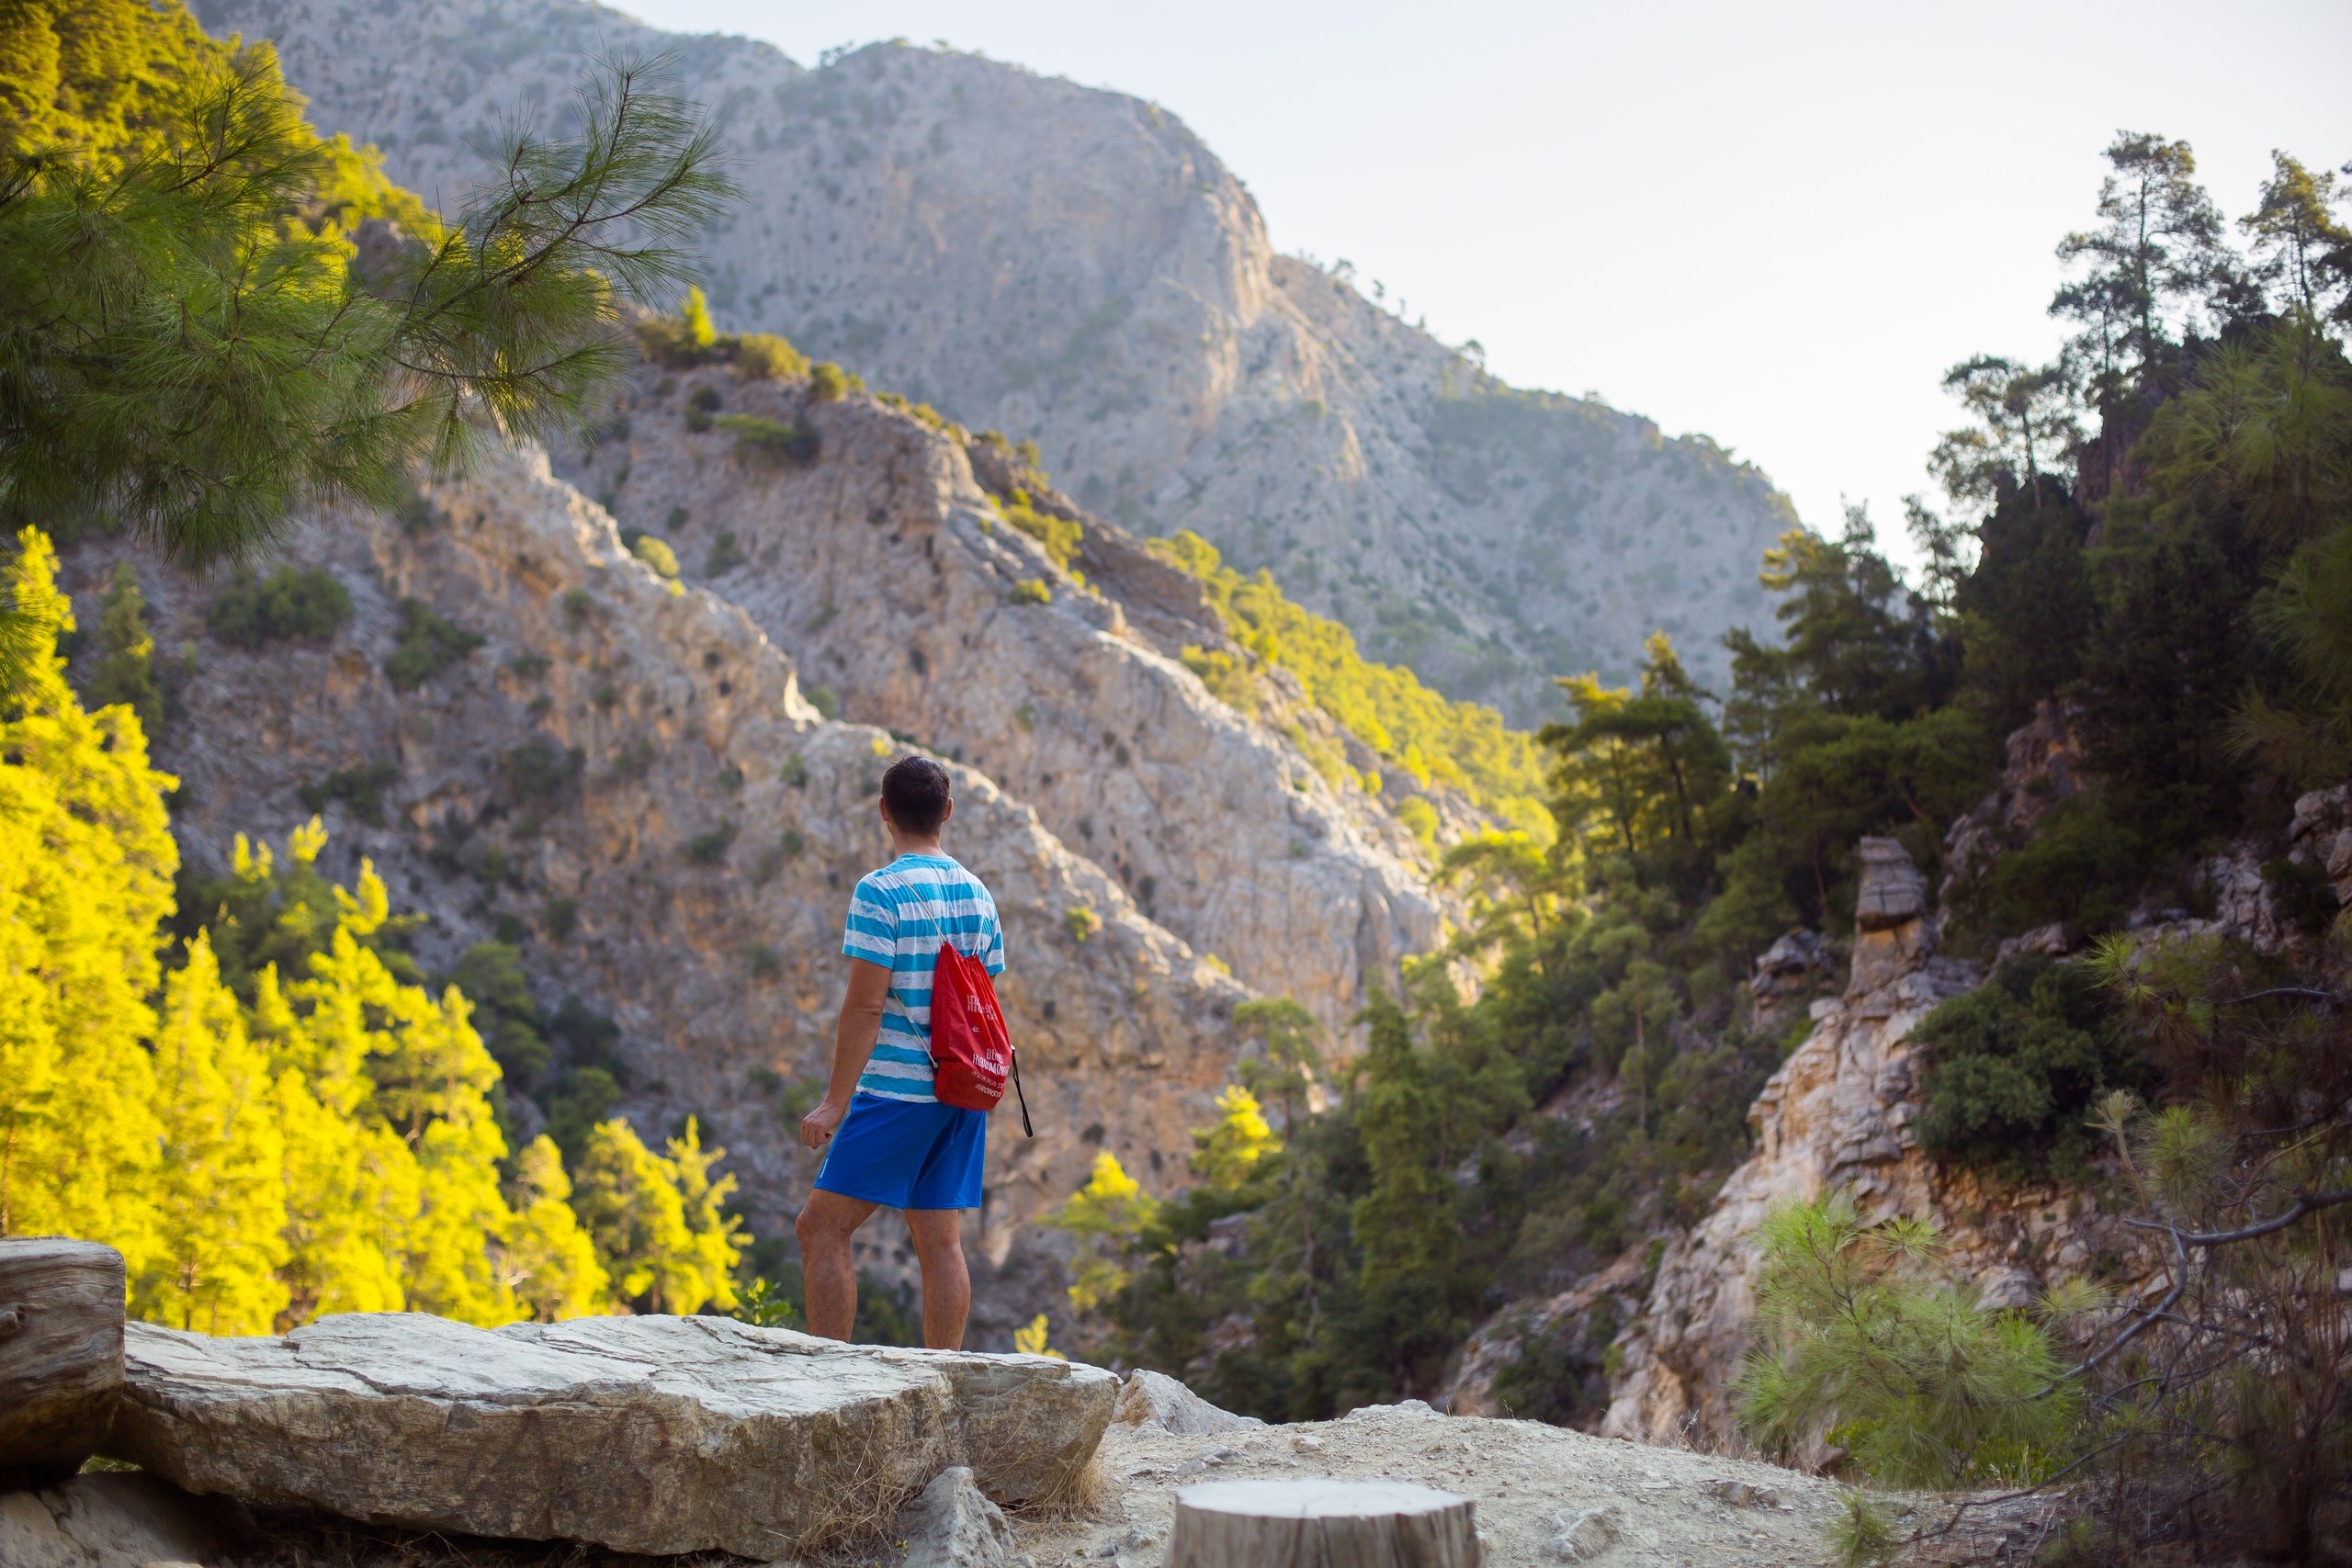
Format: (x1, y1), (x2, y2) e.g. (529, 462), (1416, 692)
(1914, 954), (2150, 1175)
(684, 383), (721, 432)
(1011, 578), (1052, 605)
(606, 736), (655, 781)
(1733, 1192), (2078, 1488)
(629, 534), (680, 579)
(507, 651), (549, 678)
(503, 736), (583, 825)
(1180, 644), (1257, 711)
(541, 897), (579, 941)
(208, 567), (353, 649)
(544, 1066), (622, 1167)
(729, 332), (808, 381)
(686, 819), (738, 864)
(714, 412), (820, 467)
(1978, 794), (2142, 937)
(741, 942), (782, 980)
(1395, 795), (1441, 849)
(2260, 854), (2338, 938)
(779, 754), (810, 787)
(637, 287), (718, 367)
(384, 599), (483, 689)
(1064, 905), (1102, 944)
(450, 941), (549, 1089)
(298, 761), (401, 825)
(560, 588), (594, 628)
(704, 530), (747, 575)
(664, 505), (691, 532)
(1001, 490), (1082, 569)
(804, 683), (840, 718)
(808, 361), (859, 401)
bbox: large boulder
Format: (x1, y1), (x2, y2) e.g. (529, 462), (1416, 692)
(107, 1314), (1114, 1558)
(1112, 1369), (1264, 1436)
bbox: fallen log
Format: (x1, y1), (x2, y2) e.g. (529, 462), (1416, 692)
(1169, 1477), (1480, 1568)
(0, 1238), (126, 1488)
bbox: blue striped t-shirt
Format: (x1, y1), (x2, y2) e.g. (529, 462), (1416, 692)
(841, 853), (1006, 1102)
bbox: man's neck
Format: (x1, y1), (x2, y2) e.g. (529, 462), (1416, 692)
(890, 837), (944, 859)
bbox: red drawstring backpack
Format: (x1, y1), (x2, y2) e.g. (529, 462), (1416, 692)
(930, 942), (1032, 1136)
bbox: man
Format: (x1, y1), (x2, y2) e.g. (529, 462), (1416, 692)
(795, 754), (1004, 1349)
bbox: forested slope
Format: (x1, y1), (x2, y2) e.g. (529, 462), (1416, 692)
(1033, 130), (2352, 1562)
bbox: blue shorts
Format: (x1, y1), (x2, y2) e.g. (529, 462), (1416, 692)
(814, 1092), (988, 1211)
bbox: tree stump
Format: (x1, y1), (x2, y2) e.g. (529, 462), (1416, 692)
(0, 1238), (126, 1487)
(1169, 1478), (1480, 1568)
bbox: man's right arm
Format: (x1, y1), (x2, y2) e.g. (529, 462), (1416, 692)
(801, 957), (892, 1149)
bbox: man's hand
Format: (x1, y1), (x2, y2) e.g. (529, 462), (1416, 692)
(800, 1096), (849, 1150)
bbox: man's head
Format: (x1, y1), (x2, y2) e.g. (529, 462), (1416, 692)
(879, 754), (954, 840)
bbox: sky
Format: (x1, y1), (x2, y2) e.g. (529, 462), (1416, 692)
(624, 0), (2352, 564)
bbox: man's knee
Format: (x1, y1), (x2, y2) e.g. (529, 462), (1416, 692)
(906, 1214), (966, 1265)
(797, 1199), (854, 1253)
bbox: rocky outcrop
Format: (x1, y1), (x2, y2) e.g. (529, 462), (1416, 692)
(203, 0), (1797, 716)
(1113, 1369), (1264, 1436)
(61, 440), (1264, 1320)
(896, 1466), (1018, 1568)
(1938, 698), (2084, 909)
(1442, 1250), (1649, 1422)
(0, 1472), (232, 1568)
(554, 367), (1447, 1034)
(1600, 840), (2135, 1447)
(107, 1314), (1113, 1556)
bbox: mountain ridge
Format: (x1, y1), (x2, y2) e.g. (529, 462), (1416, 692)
(200, 0), (1797, 720)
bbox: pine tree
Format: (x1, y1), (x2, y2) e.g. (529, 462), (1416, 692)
(1192, 1087), (1279, 1190)
(79, 562), (163, 735)
(0, 529), (174, 1274)
(662, 1119), (743, 1315)
(1044, 1151), (1160, 1314)
(504, 1135), (612, 1321)
(138, 931), (289, 1334)
(571, 1117), (698, 1313)
(0, 2), (733, 573)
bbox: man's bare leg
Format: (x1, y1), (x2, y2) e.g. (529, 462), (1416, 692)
(795, 1189), (879, 1340)
(903, 1209), (972, 1350)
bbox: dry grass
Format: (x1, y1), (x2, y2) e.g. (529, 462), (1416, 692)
(1006, 1444), (1117, 1524)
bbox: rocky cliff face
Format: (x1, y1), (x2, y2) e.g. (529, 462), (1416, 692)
(61, 439), (1287, 1337)
(198, 0), (1796, 716)
(1597, 799), (2347, 1448)
(549, 362), (1446, 1036)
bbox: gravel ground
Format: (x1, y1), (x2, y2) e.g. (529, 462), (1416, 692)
(1012, 1403), (1855, 1568)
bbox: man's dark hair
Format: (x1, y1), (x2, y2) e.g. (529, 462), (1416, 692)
(880, 755), (953, 835)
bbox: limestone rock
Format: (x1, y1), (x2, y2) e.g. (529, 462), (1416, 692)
(1113, 1369), (1263, 1436)
(107, 1314), (1114, 1557)
(58, 439), (1260, 1319)
(1938, 698), (2085, 908)
(1747, 929), (1831, 1027)
(548, 375), (1449, 1039)
(207, 0), (1797, 718)
(895, 1466), (1016, 1568)
(0, 1472), (232, 1568)
(1846, 838), (1932, 997)
(1601, 836), (2157, 1447)
(1547, 1503), (1621, 1561)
